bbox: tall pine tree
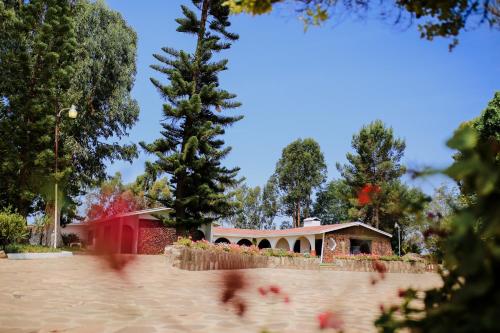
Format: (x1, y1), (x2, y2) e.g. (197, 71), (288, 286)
(140, 0), (242, 231)
(336, 120), (406, 229)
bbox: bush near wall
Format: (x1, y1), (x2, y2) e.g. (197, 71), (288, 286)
(0, 208), (28, 249)
(174, 237), (305, 258)
(62, 233), (81, 246)
(4, 244), (61, 253)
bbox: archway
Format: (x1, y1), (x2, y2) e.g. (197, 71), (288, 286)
(258, 239), (271, 249)
(215, 237), (230, 244)
(237, 239), (253, 247)
(121, 225), (134, 254)
(275, 238), (290, 251)
(191, 230), (205, 241)
(293, 237), (312, 254)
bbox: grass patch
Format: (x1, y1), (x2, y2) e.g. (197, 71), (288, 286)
(4, 244), (62, 253)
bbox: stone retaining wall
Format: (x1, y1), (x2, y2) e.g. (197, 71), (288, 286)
(164, 246), (320, 271)
(164, 246), (436, 273)
(321, 259), (437, 273)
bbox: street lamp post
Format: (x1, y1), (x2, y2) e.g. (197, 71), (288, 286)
(394, 222), (401, 257)
(53, 105), (77, 248)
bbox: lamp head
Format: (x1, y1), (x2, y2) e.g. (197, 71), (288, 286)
(68, 105), (78, 119)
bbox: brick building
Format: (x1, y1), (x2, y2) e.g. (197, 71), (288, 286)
(64, 208), (178, 254)
(64, 210), (392, 259)
(212, 217), (393, 262)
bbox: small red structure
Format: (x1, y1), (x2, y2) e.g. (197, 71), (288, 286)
(66, 208), (178, 254)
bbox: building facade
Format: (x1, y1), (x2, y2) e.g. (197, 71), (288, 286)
(64, 211), (392, 259)
(212, 218), (393, 262)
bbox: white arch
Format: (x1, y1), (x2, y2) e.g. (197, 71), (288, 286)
(257, 238), (272, 249)
(275, 238), (290, 250)
(295, 236), (312, 254)
(236, 238), (253, 246)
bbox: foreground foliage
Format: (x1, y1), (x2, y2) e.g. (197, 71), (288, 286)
(376, 92), (500, 333)
(223, 0), (499, 50)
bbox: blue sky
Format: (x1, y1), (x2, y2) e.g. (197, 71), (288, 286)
(105, 0), (499, 194)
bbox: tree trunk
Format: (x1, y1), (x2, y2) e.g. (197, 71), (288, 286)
(297, 200), (301, 228)
(192, 0), (211, 93)
(43, 203), (63, 247)
(373, 203), (379, 229)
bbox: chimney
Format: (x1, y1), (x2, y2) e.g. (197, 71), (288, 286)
(303, 217), (321, 227)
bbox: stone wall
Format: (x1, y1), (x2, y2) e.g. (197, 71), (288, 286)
(165, 246), (435, 273)
(138, 221), (177, 254)
(322, 226), (392, 263)
(164, 246), (320, 271)
(321, 259), (437, 274)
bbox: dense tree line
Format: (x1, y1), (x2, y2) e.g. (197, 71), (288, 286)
(0, 0), (140, 245)
(224, 119), (464, 256)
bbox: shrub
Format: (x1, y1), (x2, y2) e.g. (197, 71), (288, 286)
(62, 233), (80, 246)
(193, 239), (211, 250)
(5, 244), (60, 253)
(174, 237), (307, 258)
(330, 254), (407, 261)
(174, 237), (193, 247)
(241, 245), (260, 256)
(0, 208), (28, 249)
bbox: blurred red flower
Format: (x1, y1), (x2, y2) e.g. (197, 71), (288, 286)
(372, 260), (387, 279)
(358, 184), (381, 205)
(269, 285), (281, 294)
(220, 271), (248, 316)
(317, 310), (343, 330)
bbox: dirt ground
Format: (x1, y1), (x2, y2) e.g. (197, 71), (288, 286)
(0, 255), (441, 333)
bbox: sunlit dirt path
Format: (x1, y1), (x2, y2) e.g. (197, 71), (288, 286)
(0, 255), (440, 333)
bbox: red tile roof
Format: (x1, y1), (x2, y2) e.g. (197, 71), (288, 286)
(213, 222), (392, 238)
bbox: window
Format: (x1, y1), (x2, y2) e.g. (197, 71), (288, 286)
(350, 239), (371, 254)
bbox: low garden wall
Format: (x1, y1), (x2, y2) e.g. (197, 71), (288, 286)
(165, 246), (320, 271)
(165, 239), (436, 273)
(321, 258), (437, 273)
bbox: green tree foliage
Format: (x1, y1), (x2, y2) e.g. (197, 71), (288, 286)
(226, 179), (279, 230)
(0, 208), (28, 249)
(261, 175), (280, 228)
(279, 220), (292, 230)
(0, 0), (139, 220)
(68, 0), (139, 190)
(0, 0), (78, 217)
(274, 138), (327, 228)
(229, 184), (263, 229)
(313, 179), (350, 224)
(336, 120), (406, 230)
(223, 0), (499, 50)
(140, 0), (242, 230)
(376, 92), (500, 333)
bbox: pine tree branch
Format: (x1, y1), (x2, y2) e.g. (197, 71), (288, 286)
(192, 0), (211, 95)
